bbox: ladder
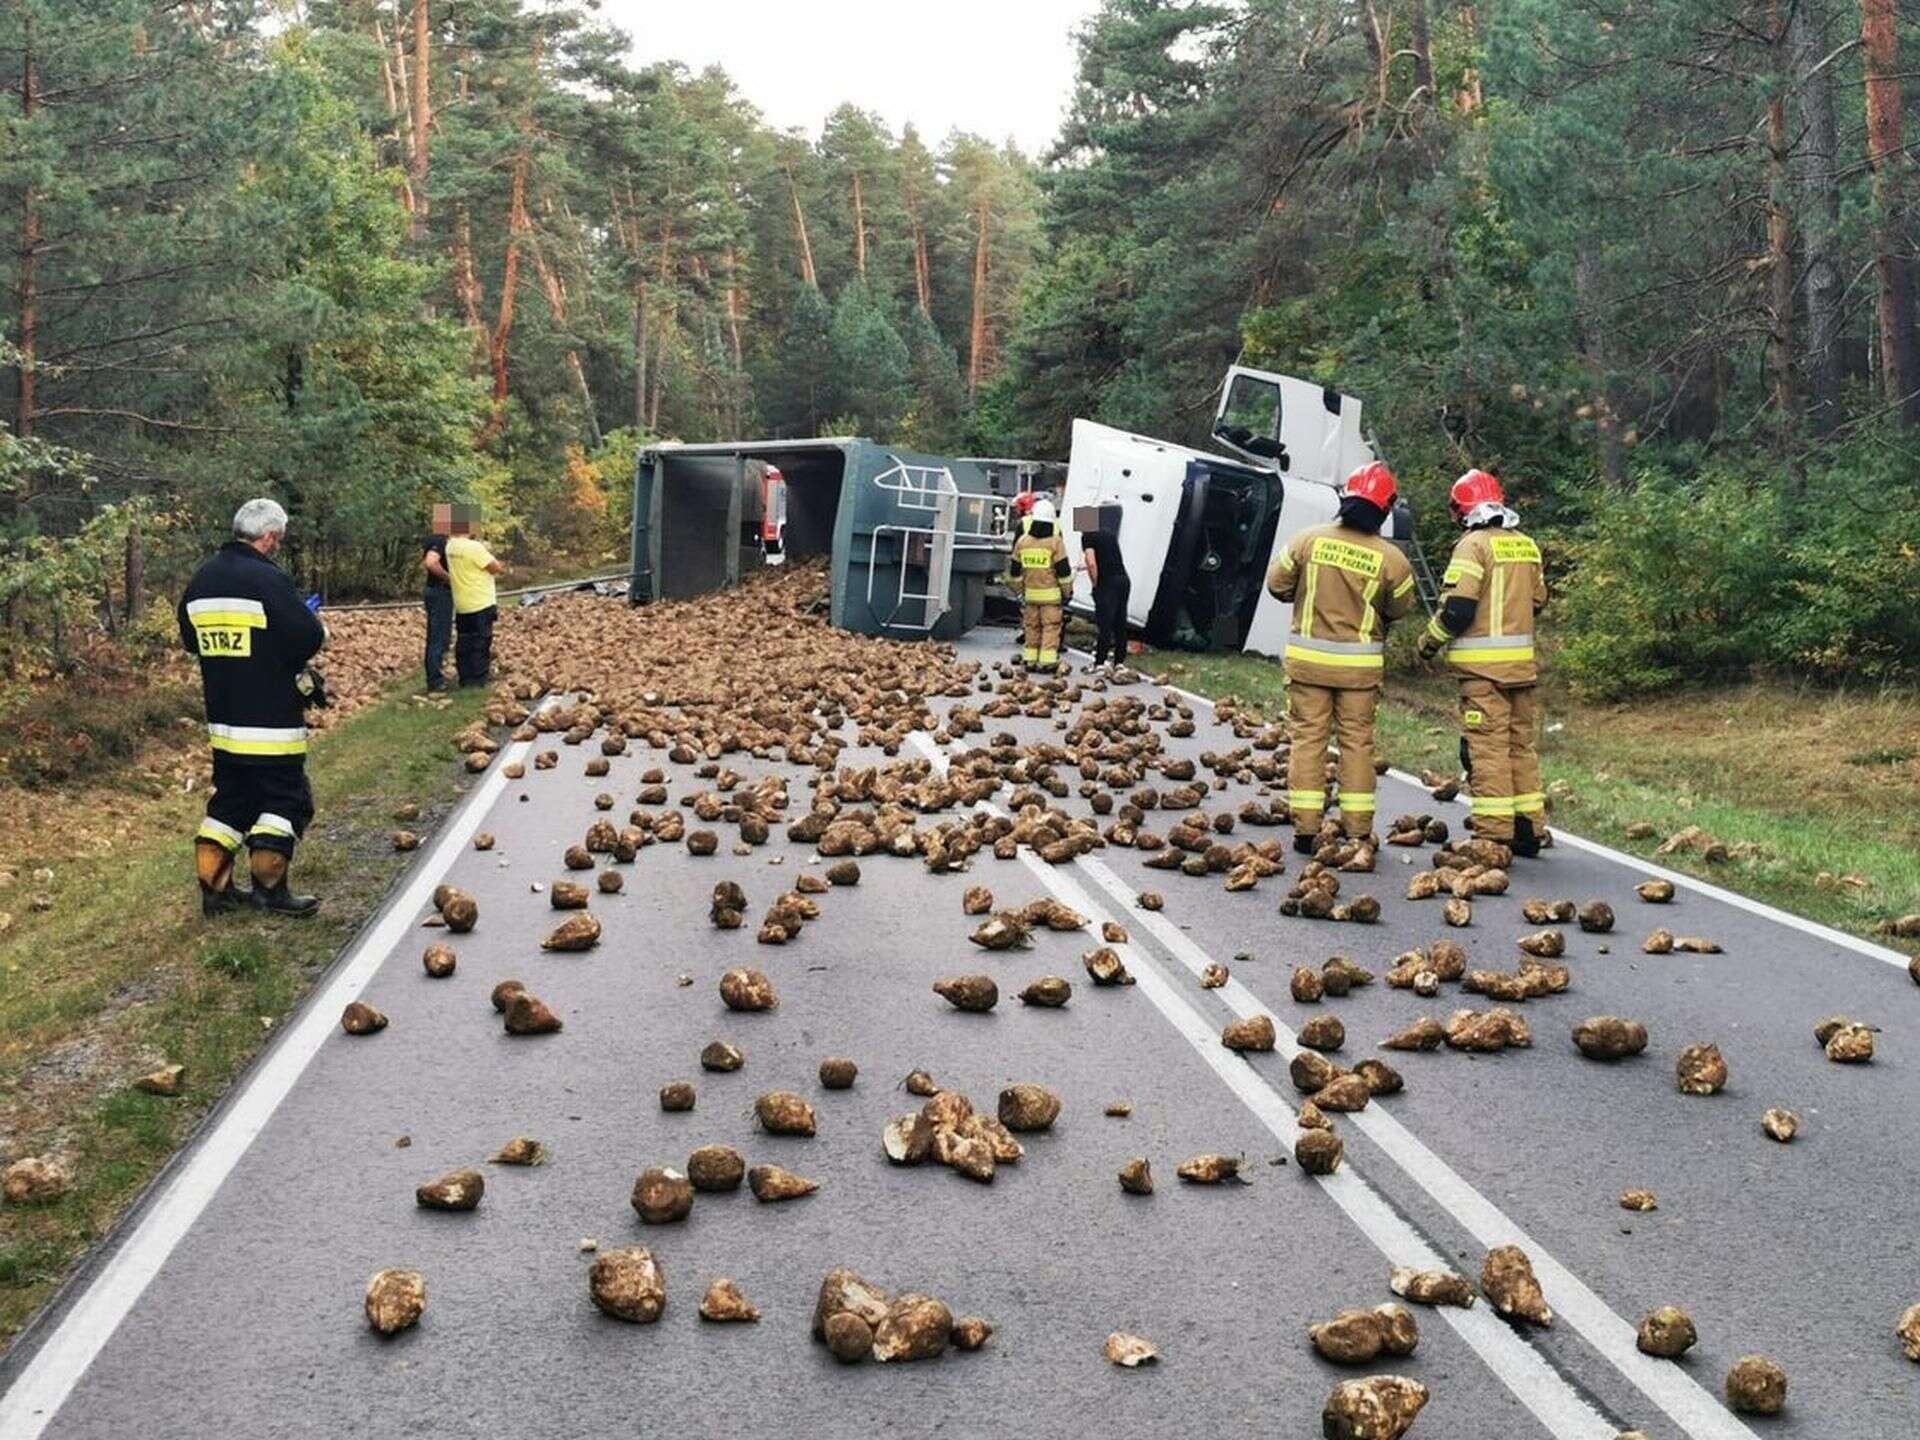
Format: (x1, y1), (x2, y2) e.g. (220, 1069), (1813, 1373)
(865, 460), (964, 632)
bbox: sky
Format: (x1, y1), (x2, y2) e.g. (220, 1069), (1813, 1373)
(601, 0), (1101, 155)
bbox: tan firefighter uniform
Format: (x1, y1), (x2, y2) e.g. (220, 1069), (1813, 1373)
(1007, 526), (1070, 668)
(1423, 527), (1548, 841)
(1266, 523), (1417, 837)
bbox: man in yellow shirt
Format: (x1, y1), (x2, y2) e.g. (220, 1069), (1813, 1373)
(444, 504), (505, 686)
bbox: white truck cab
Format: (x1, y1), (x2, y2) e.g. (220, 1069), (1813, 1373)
(1061, 368), (1424, 657)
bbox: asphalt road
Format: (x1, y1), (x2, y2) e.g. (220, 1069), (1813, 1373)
(3, 623), (1914, 1439)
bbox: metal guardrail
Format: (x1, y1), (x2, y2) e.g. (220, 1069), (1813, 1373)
(317, 570), (634, 614)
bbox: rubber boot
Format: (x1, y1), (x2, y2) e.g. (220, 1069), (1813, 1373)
(1292, 829), (1319, 856)
(1511, 814), (1542, 859)
(197, 840), (250, 917)
(247, 848), (320, 918)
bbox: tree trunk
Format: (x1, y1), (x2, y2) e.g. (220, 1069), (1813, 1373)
(528, 226), (599, 446)
(1457, 4), (1484, 113)
(16, 26), (39, 440)
(372, 19), (415, 214)
(124, 520), (144, 626)
(1410, 0), (1435, 101)
(1766, 0), (1796, 436)
(1861, 0), (1919, 420)
(451, 205), (486, 360)
(409, 0), (431, 246)
(723, 245), (746, 374)
(645, 218), (674, 434)
(633, 278), (648, 431)
(852, 171), (867, 279)
(481, 149), (528, 442)
(1574, 246), (1629, 488)
(1361, 3), (1390, 115)
(967, 193), (992, 399)
(905, 178), (933, 312)
(786, 162), (817, 287)
(1792, 0), (1844, 430)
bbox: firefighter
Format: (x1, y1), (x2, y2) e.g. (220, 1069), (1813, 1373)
(1007, 496), (1071, 670)
(179, 499), (329, 917)
(1415, 468), (1549, 855)
(1266, 462), (1417, 854)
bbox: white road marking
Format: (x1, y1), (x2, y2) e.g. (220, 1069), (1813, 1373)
(1128, 663), (1912, 974)
(0, 720), (542, 1440)
(911, 734), (1619, 1439)
(914, 726), (1761, 1440)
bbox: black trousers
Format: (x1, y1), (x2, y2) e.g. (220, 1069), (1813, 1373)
(454, 604), (497, 685)
(202, 754), (313, 859)
(424, 586), (453, 687)
(1092, 578), (1131, 665)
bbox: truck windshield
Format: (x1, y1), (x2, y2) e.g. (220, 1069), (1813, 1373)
(1214, 374), (1283, 461)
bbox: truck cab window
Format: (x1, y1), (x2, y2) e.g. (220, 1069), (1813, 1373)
(1214, 375), (1284, 462)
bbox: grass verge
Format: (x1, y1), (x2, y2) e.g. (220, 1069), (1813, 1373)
(1134, 648), (1920, 948)
(0, 684), (489, 1351)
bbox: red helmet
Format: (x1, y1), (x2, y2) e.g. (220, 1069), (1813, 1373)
(1011, 491), (1039, 515)
(1449, 468), (1504, 521)
(1341, 461), (1397, 509)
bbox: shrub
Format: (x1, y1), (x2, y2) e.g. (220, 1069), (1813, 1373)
(1552, 458), (1920, 697)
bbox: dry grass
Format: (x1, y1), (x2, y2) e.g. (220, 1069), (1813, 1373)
(0, 684), (488, 1351)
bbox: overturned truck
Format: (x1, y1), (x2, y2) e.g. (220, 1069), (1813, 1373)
(629, 368), (1430, 656)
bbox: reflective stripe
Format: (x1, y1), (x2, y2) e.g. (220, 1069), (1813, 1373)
(185, 597), (266, 626)
(1340, 792), (1376, 811)
(1358, 578), (1381, 643)
(1448, 633), (1535, 664)
(1299, 562), (1319, 639)
(1490, 564), (1506, 638)
(196, 818), (243, 851)
(1285, 645), (1384, 669)
(1424, 614), (1450, 642)
(1470, 796), (1516, 815)
(207, 722), (308, 756)
(1287, 790), (1326, 806)
(1443, 641), (1536, 656)
(1275, 549), (1297, 573)
(249, 813), (297, 838)
(1289, 636), (1385, 656)
(1391, 575), (1415, 599)
(1024, 588), (1062, 604)
(1442, 559), (1483, 584)
(1513, 792), (1546, 815)
(1286, 635), (1385, 670)
(1022, 648), (1040, 662)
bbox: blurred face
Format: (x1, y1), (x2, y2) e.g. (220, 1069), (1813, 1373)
(432, 503), (453, 536)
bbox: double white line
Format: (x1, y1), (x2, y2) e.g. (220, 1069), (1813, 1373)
(909, 728), (1759, 1440)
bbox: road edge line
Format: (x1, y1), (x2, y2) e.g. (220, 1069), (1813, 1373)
(0, 716), (542, 1439)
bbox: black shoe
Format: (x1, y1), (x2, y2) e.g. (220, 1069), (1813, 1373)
(1293, 831), (1319, 856)
(1511, 816), (1542, 859)
(249, 882), (320, 918)
(200, 884), (252, 918)
(426, 679), (448, 694)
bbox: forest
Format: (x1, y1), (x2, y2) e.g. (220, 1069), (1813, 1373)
(4, 0), (1920, 696)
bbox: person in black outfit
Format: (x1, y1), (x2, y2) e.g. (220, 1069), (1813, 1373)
(178, 498), (328, 917)
(1077, 505), (1131, 671)
(421, 502), (453, 692)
